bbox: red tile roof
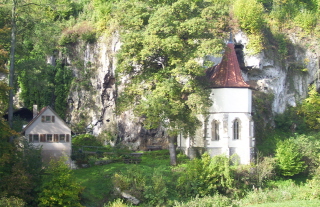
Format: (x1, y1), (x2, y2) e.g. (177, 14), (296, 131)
(207, 42), (250, 88)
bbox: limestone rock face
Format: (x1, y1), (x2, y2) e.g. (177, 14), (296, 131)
(235, 31), (318, 114)
(62, 31), (319, 147)
(63, 36), (166, 148)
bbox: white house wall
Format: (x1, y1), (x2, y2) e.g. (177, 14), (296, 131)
(25, 108), (72, 164)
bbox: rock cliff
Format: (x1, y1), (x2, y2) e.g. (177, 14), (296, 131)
(62, 31), (319, 147)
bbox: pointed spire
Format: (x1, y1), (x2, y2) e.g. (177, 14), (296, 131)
(207, 35), (250, 88)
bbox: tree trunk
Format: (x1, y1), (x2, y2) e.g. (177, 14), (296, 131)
(168, 135), (177, 166)
(8, 0), (17, 142)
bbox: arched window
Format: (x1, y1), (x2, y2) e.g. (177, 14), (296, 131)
(233, 119), (240, 140)
(211, 120), (220, 141)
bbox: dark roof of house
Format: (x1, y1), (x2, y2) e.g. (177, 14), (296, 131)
(21, 106), (71, 134)
(206, 42), (251, 88)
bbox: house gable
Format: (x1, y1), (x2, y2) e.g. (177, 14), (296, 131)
(23, 106), (71, 135)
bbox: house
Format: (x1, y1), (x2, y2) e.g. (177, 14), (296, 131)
(178, 37), (255, 164)
(22, 105), (72, 164)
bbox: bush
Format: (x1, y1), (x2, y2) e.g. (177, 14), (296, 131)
(143, 167), (169, 206)
(300, 85), (320, 130)
(72, 134), (103, 148)
(58, 21), (96, 45)
(275, 139), (306, 176)
(274, 106), (306, 134)
(239, 179), (298, 205)
(38, 157), (84, 207)
(233, 0), (264, 34)
(104, 198), (132, 207)
(294, 10), (317, 34)
(112, 165), (147, 201)
(294, 133), (320, 175)
(173, 194), (233, 207)
(177, 153), (233, 198)
(0, 196), (25, 207)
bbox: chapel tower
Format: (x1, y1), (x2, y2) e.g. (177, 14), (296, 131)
(177, 36), (255, 164)
(205, 37), (254, 164)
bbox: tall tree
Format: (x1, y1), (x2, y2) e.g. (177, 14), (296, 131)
(5, 0), (73, 133)
(114, 0), (229, 165)
(0, 6), (10, 115)
(8, 0), (18, 132)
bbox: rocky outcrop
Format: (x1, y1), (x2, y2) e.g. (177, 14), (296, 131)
(235, 31), (319, 114)
(62, 31), (319, 147)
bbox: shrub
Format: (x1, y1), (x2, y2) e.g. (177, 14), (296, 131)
(72, 134), (103, 148)
(173, 194), (233, 207)
(38, 157), (84, 207)
(104, 198), (132, 207)
(273, 33), (289, 60)
(112, 165), (147, 201)
(294, 10), (317, 34)
(0, 196), (25, 207)
(294, 133), (320, 175)
(143, 167), (169, 206)
(274, 106), (306, 134)
(254, 156), (277, 187)
(58, 21), (96, 45)
(300, 85), (320, 130)
(246, 33), (264, 55)
(275, 139), (306, 176)
(177, 153), (233, 198)
(233, 0), (264, 34)
(301, 172), (320, 200)
(239, 179), (298, 205)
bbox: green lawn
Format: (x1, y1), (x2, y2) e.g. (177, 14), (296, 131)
(246, 200), (320, 207)
(73, 150), (175, 206)
(72, 150), (319, 207)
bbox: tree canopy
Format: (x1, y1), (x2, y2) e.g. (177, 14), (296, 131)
(115, 0), (229, 137)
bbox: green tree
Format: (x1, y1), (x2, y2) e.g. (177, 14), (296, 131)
(275, 139), (306, 176)
(38, 157), (84, 207)
(0, 5), (11, 117)
(300, 85), (320, 130)
(114, 0), (229, 165)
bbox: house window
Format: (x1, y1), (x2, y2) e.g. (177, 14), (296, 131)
(54, 134), (59, 142)
(29, 134), (33, 142)
(41, 115), (55, 123)
(66, 134), (70, 142)
(40, 134), (46, 142)
(211, 120), (220, 141)
(60, 134), (65, 142)
(233, 119), (240, 140)
(47, 134), (53, 142)
(33, 134), (39, 142)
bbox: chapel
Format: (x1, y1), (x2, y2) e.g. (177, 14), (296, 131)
(177, 37), (255, 164)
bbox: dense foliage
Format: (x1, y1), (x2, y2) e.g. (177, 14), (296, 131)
(38, 158), (83, 207)
(114, 0), (229, 136)
(275, 139), (306, 176)
(177, 153), (233, 197)
(2, 0), (320, 206)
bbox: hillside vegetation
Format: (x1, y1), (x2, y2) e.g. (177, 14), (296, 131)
(2, 0), (320, 206)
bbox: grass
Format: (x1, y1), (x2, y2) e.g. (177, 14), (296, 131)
(245, 200), (320, 207)
(73, 150), (320, 207)
(73, 150), (182, 206)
